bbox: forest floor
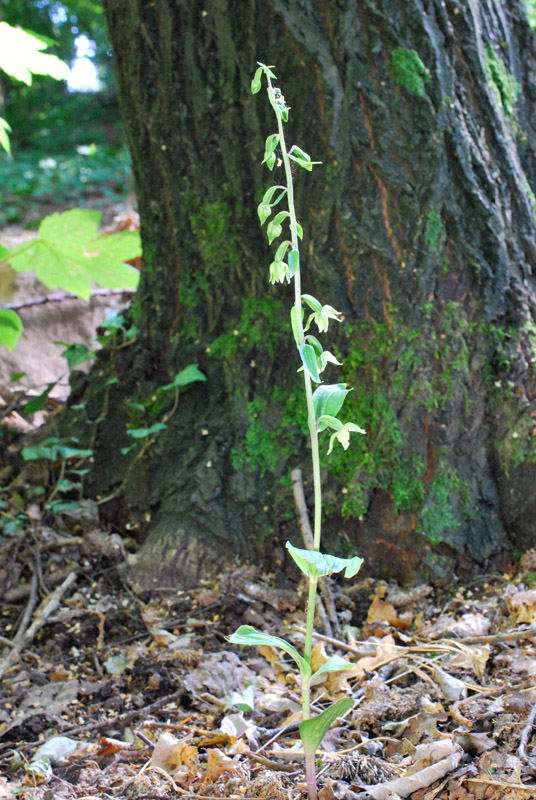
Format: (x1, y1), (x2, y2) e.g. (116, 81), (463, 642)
(1, 463), (536, 800)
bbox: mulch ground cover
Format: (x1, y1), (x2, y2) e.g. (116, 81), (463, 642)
(1, 491), (536, 800)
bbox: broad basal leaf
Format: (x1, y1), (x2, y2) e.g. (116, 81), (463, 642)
(228, 625), (311, 679)
(4, 209), (141, 300)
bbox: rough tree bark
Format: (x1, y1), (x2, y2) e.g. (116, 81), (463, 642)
(67, 0), (536, 588)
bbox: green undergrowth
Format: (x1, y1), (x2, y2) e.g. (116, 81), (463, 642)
(0, 143), (133, 225)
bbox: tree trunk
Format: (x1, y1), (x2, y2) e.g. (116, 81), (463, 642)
(68, 0), (536, 589)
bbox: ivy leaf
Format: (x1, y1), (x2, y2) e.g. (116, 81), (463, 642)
(0, 309), (23, 351)
(4, 209), (141, 301)
(161, 364), (206, 391)
(228, 625), (311, 679)
(0, 22), (71, 86)
(127, 422), (168, 439)
(286, 542), (364, 579)
(299, 698), (354, 756)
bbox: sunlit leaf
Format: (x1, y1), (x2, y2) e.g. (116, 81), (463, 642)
(2, 209), (140, 300)
(0, 309), (23, 351)
(0, 22), (71, 86)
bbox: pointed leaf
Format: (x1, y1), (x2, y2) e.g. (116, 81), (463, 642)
(257, 203), (271, 225)
(290, 305), (303, 347)
(286, 542), (363, 579)
(161, 364), (206, 391)
(287, 249), (299, 277)
(274, 240), (292, 262)
(298, 343), (321, 382)
(251, 67), (263, 94)
(301, 294), (322, 312)
(313, 384), (352, 429)
(311, 655), (352, 681)
(316, 414), (343, 432)
(299, 698), (354, 756)
(228, 625), (311, 679)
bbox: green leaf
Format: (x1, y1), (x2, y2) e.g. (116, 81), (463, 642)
(299, 698), (354, 756)
(304, 335), (323, 357)
(23, 382), (57, 414)
(296, 222), (303, 239)
(251, 67), (263, 94)
(261, 186), (286, 206)
(316, 414), (343, 432)
(257, 203), (271, 225)
(298, 343), (321, 382)
(127, 422), (167, 438)
(0, 309), (23, 351)
(0, 22), (71, 86)
(313, 385), (352, 430)
(311, 655), (352, 681)
(161, 364), (206, 391)
(290, 145), (312, 163)
(301, 294), (322, 313)
(287, 249), (299, 277)
(56, 342), (96, 370)
(288, 153), (313, 171)
(228, 625), (311, 679)
(262, 134), (280, 166)
(274, 240), (292, 262)
(290, 305), (303, 347)
(286, 542), (364, 579)
(4, 209), (141, 300)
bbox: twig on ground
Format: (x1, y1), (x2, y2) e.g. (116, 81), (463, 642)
(0, 571), (77, 680)
(12, 570), (39, 645)
(518, 702), (536, 766)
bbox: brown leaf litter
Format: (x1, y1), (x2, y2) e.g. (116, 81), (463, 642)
(1, 508), (536, 799)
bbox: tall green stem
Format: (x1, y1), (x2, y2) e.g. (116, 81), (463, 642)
(267, 77), (323, 632)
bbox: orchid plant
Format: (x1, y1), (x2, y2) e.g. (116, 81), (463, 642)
(229, 63), (365, 800)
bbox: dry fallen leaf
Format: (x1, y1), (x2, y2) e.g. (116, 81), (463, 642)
(204, 747), (238, 782)
(149, 732), (198, 774)
(367, 594), (399, 625)
(504, 586), (536, 624)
